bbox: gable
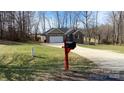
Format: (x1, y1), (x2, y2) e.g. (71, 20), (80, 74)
(46, 28), (64, 35)
(73, 30), (83, 35)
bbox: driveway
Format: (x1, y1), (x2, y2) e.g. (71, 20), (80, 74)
(45, 43), (124, 80)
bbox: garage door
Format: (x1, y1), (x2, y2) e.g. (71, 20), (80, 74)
(49, 36), (63, 43)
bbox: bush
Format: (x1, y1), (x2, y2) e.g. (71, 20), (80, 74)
(102, 39), (112, 44)
(89, 42), (96, 45)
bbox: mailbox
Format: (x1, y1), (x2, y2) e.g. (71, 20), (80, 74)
(65, 33), (76, 49)
(66, 41), (76, 49)
(63, 29), (77, 70)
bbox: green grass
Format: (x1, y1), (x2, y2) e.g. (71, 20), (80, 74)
(0, 41), (97, 81)
(79, 44), (124, 53)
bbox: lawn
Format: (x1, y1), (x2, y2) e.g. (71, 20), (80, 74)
(79, 44), (124, 53)
(0, 41), (98, 81)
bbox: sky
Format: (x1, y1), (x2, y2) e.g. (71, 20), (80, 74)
(37, 11), (110, 33)
(98, 11), (109, 24)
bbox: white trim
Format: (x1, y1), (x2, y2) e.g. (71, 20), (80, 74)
(46, 28), (64, 34)
(73, 30), (83, 35)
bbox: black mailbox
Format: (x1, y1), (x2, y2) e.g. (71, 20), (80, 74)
(66, 41), (76, 49)
(65, 31), (77, 49)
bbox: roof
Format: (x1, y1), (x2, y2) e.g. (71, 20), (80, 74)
(65, 28), (83, 35)
(65, 28), (76, 35)
(42, 28), (54, 35)
(73, 29), (84, 35)
(42, 28), (69, 35)
(42, 28), (84, 35)
(59, 28), (69, 32)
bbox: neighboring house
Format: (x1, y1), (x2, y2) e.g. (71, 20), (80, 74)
(42, 28), (84, 43)
(40, 35), (46, 43)
(65, 28), (84, 44)
(30, 34), (43, 42)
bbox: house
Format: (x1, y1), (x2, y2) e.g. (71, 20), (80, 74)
(42, 28), (84, 43)
(42, 28), (66, 43)
(65, 28), (84, 44)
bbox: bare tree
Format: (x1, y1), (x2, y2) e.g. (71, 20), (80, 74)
(118, 11), (124, 45)
(0, 11), (35, 41)
(109, 11), (124, 45)
(0, 11), (6, 40)
(55, 11), (61, 28)
(80, 11), (92, 44)
(39, 11), (46, 32)
(94, 11), (99, 44)
(110, 11), (119, 44)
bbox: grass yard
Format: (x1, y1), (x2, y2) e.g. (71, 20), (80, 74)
(0, 41), (99, 81)
(79, 44), (124, 53)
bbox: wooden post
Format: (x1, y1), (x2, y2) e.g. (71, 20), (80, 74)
(64, 38), (69, 70)
(32, 47), (35, 57)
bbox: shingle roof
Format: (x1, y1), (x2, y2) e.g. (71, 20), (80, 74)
(59, 28), (69, 32)
(42, 28), (54, 35)
(42, 28), (69, 35)
(42, 28), (84, 35)
(65, 28), (79, 35)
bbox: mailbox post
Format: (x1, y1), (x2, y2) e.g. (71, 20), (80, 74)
(63, 34), (76, 71)
(64, 38), (70, 70)
(32, 47), (35, 57)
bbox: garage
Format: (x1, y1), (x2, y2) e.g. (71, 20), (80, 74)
(43, 28), (65, 43)
(49, 36), (63, 43)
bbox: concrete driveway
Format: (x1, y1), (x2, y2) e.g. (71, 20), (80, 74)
(45, 43), (124, 80)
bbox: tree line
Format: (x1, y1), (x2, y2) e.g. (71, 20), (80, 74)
(0, 11), (34, 41)
(0, 11), (124, 45)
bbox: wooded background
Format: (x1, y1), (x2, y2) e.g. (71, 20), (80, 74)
(0, 11), (124, 45)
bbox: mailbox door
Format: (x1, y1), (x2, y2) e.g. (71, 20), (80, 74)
(66, 42), (76, 49)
